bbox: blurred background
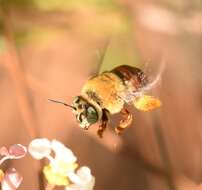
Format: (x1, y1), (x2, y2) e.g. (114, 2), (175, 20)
(0, 0), (201, 189)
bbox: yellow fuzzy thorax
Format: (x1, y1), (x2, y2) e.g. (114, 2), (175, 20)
(81, 72), (125, 114)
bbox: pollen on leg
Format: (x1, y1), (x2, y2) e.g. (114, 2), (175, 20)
(115, 108), (133, 135)
(115, 126), (124, 135)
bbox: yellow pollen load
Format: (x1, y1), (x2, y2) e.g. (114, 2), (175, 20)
(133, 95), (162, 112)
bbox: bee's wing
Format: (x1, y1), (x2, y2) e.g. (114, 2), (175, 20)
(89, 39), (110, 76)
(133, 95), (162, 112)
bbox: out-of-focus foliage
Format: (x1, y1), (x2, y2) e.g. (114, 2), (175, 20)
(0, 0), (114, 11)
(13, 27), (64, 48)
(0, 36), (5, 53)
(0, 0), (119, 11)
(33, 0), (117, 11)
(0, 0), (132, 53)
(0, 0), (34, 9)
(99, 36), (140, 73)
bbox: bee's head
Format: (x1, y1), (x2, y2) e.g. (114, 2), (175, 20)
(72, 96), (99, 130)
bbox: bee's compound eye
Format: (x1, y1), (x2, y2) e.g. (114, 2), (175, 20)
(86, 106), (98, 124)
(87, 106), (95, 113)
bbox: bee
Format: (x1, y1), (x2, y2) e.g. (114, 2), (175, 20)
(49, 65), (161, 138)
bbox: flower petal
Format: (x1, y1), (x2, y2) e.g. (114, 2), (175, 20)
(68, 167), (95, 190)
(8, 144), (27, 159)
(51, 140), (77, 163)
(65, 184), (80, 190)
(51, 160), (78, 176)
(0, 147), (9, 156)
(28, 138), (51, 160)
(76, 167), (92, 182)
(1, 168), (22, 190)
(86, 176), (95, 190)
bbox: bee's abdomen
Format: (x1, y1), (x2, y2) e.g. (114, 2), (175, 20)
(112, 65), (148, 89)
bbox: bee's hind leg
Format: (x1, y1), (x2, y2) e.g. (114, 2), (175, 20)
(97, 109), (109, 138)
(115, 108), (132, 135)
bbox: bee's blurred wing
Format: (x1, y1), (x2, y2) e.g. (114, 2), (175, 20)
(133, 95), (161, 112)
(90, 39), (110, 76)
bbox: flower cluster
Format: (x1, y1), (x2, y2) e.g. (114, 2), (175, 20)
(0, 139), (95, 190)
(28, 138), (95, 190)
(0, 144), (27, 190)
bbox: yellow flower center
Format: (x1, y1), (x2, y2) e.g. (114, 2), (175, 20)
(0, 169), (4, 182)
(43, 162), (78, 186)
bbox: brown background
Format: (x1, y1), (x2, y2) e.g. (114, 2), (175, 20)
(0, 0), (202, 189)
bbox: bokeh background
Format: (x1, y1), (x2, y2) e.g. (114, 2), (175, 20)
(0, 0), (202, 189)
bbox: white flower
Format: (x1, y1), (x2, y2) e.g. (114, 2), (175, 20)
(49, 140), (77, 175)
(66, 166), (95, 190)
(51, 140), (77, 164)
(1, 168), (23, 190)
(28, 139), (77, 164)
(8, 144), (27, 159)
(28, 138), (78, 186)
(28, 138), (51, 160)
(0, 144), (27, 164)
(28, 138), (95, 189)
(0, 144), (27, 165)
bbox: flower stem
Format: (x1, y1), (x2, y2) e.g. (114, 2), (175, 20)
(45, 184), (55, 190)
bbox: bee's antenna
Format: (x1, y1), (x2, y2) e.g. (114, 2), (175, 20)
(48, 99), (76, 109)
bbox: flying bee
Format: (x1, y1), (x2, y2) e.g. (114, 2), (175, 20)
(49, 65), (162, 138)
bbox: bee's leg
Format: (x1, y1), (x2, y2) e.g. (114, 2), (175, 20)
(115, 108), (132, 135)
(97, 109), (109, 138)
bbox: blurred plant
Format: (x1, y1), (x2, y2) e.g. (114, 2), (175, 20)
(0, 144), (27, 190)
(33, 0), (116, 11)
(28, 138), (95, 190)
(0, 36), (5, 53)
(0, 0), (34, 12)
(0, 0), (117, 11)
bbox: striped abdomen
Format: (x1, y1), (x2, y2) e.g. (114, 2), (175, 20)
(112, 65), (148, 90)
